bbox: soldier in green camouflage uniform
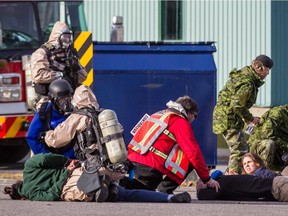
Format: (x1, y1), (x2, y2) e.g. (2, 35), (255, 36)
(248, 105), (288, 171)
(213, 55), (273, 174)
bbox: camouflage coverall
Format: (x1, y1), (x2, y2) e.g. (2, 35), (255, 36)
(248, 105), (288, 171)
(213, 66), (264, 173)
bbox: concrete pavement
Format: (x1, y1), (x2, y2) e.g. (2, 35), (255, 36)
(0, 182), (287, 216)
(0, 148), (231, 183)
(1, 149), (288, 216)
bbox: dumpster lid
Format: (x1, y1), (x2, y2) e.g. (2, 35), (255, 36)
(94, 41), (216, 45)
(93, 41), (217, 52)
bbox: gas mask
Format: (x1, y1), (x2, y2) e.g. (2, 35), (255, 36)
(56, 96), (73, 114)
(59, 32), (72, 50)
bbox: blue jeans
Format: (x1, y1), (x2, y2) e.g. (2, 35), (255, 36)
(117, 186), (169, 202)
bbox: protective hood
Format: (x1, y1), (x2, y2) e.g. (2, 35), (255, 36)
(73, 85), (99, 109)
(166, 100), (188, 118)
(47, 21), (71, 47)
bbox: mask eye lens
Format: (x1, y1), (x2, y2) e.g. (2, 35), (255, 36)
(58, 96), (70, 104)
(60, 33), (72, 47)
(57, 96), (72, 112)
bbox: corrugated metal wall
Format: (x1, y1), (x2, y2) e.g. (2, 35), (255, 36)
(84, 0), (280, 107)
(183, 0), (272, 106)
(271, 1), (288, 106)
(84, 0), (159, 42)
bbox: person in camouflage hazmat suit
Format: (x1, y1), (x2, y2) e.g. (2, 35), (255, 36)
(248, 105), (288, 171)
(31, 21), (87, 108)
(212, 55), (273, 174)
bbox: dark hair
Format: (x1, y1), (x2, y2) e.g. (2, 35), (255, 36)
(255, 55), (273, 69)
(176, 95), (198, 114)
(3, 180), (25, 200)
(241, 153), (267, 174)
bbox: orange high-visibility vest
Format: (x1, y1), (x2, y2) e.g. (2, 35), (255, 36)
(128, 111), (190, 179)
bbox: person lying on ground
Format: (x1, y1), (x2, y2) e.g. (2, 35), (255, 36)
(196, 153), (288, 202)
(196, 174), (276, 201)
(4, 153), (191, 203)
(241, 152), (282, 178)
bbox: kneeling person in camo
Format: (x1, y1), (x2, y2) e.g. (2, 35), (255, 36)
(248, 105), (288, 172)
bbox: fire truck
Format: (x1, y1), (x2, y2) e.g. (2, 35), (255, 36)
(0, 0), (87, 162)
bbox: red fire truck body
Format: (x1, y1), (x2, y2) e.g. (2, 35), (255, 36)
(0, 0), (87, 162)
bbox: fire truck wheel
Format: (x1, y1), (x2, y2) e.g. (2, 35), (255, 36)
(0, 139), (31, 163)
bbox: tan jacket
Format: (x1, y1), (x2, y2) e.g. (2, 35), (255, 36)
(61, 167), (94, 202)
(45, 85), (99, 148)
(31, 21), (87, 84)
(45, 85), (126, 182)
(61, 166), (125, 202)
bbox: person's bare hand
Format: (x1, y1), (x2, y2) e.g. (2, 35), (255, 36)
(67, 160), (80, 172)
(224, 170), (239, 175)
(252, 117), (260, 125)
(196, 179), (207, 191)
(206, 178), (220, 192)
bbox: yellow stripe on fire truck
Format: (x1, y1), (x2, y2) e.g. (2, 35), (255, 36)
(73, 32), (93, 87)
(0, 116), (33, 138)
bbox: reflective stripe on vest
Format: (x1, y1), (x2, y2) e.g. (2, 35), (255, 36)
(164, 144), (186, 177)
(149, 146), (167, 160)
(130, 128), (175, 154)
(163, 129), (176, 142)
(129, 111), (172, 154)
(129, 111), (188, 179)
(149, 143), (187, 178)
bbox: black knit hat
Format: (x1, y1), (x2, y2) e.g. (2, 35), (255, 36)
(255, 55), (273, 69)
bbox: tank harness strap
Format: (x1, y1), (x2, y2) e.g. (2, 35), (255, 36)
(74, 109), (92, 154)
(39, 102), (67, 154)
(74, 108), (105, 162)
(39, 102), (51, 131)
(101, 132), (123, 144)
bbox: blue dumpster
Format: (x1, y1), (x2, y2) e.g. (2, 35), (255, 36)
(92, 42), (217, 167)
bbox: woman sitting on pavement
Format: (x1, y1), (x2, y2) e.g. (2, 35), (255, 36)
(4, 153), (191, 203)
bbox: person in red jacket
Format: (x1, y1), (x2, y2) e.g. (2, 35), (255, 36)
(123, 95), (220, 194)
